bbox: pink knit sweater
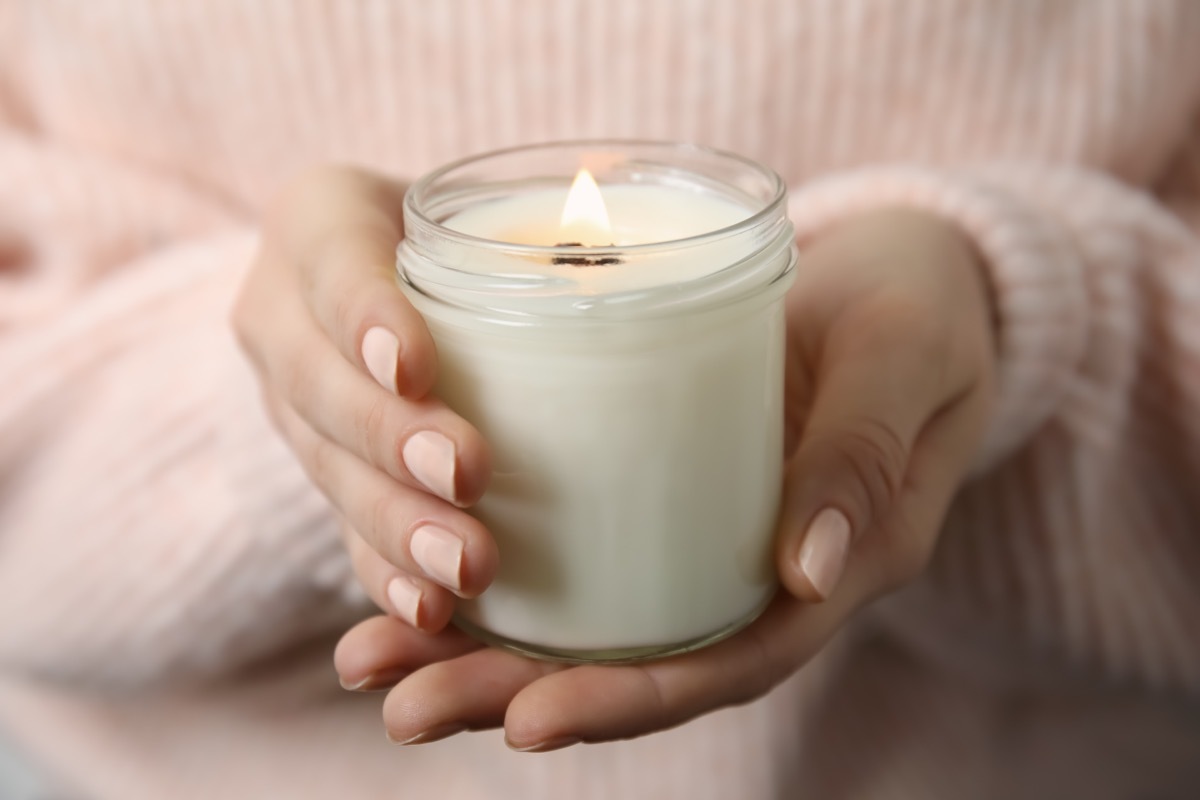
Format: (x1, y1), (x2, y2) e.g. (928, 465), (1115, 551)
(2, 1), (1200, 797)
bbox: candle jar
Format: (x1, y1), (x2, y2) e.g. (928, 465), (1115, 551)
(396, 141), (796, 662)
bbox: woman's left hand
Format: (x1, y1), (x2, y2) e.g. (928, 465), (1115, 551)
(334, 208), (997, 751)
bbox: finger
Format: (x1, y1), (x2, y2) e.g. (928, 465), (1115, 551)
(502, 573), (875, 750)
(380, 553), (874, 749)
(382, 648), (564, 745)
(341, 524), (457, 633)
(775, 311), (963, 603)
(269, 395), (498, 597)
(334, 615), (481, 692)
(258, 297), (490, 506)
(273, 165), (438, 398)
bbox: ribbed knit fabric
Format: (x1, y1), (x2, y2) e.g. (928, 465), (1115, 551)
(2, 1), (1199, 798)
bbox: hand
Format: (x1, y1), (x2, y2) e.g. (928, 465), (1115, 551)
(233, 165), (497, 649)
(333, 206), (997, 749)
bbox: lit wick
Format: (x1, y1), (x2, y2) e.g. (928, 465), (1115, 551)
(554, 169), (621, 266)
(552, 242), (622, 267)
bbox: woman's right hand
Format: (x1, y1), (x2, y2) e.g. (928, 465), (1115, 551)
(233, 165), (496, 680)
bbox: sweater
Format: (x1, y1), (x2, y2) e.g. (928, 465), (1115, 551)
(1, 1), (1199, 797)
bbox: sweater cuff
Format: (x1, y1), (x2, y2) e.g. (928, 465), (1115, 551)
(787, 166), (1089, 468)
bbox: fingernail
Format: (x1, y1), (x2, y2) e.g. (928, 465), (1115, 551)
(410, 525), (464, 592)
(506, 735), (582, 753)
(402, 431), (458, 504)
(798, 508), (852, 600)
(387, 722), (468, 746)
(362, 326), (400, 393)
(386, 575), (425, 628)
(339, 668), (409, 692)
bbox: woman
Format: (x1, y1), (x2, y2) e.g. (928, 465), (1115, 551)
(2, 2), (1199, 797)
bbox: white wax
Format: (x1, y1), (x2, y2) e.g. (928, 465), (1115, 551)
(441, 185), (756, 295)
(409, 183), (784, 654)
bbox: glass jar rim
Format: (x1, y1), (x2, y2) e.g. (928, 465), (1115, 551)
(402, 138), (789, 256)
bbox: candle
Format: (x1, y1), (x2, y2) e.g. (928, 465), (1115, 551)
(397, 141), (796, 662)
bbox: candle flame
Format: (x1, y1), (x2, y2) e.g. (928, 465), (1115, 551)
(559, 168), (613, 246)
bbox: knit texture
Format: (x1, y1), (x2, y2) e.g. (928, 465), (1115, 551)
(2, 1), (1199, 797)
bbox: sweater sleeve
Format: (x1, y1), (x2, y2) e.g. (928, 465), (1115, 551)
(788, 161), (1196, 472)
(0, 130), (368, 690)
(788, 152), (1200, 690)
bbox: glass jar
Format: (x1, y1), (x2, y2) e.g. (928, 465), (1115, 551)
(397, 140), (796, 662)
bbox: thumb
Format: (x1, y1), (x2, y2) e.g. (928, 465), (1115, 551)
(776, 334), (944, 603)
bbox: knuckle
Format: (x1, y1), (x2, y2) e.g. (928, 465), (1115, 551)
(356, 394), (395, 471)
(828, 418), (908, 527)
(365, 491), (405, 562)
(310, 237), (382, 347)
(329, 289), (363, 347)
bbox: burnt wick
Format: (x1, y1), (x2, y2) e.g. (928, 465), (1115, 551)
(551, 242), (622, 267)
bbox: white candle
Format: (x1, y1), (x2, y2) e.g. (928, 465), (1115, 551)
(398, 142), (796, 661)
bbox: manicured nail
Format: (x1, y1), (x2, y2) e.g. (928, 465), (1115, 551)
(340, 675), (373, 691)
(506, 735), (582, 753)
(402, 431), (458, 504)
(339, 668), (409, 692)
(362, 326), (400, 393)
(410, 525), (464, 592)
(798, 508), (852, 600)
(386, 575), (425, 628)
(387, 722), (468, 745)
